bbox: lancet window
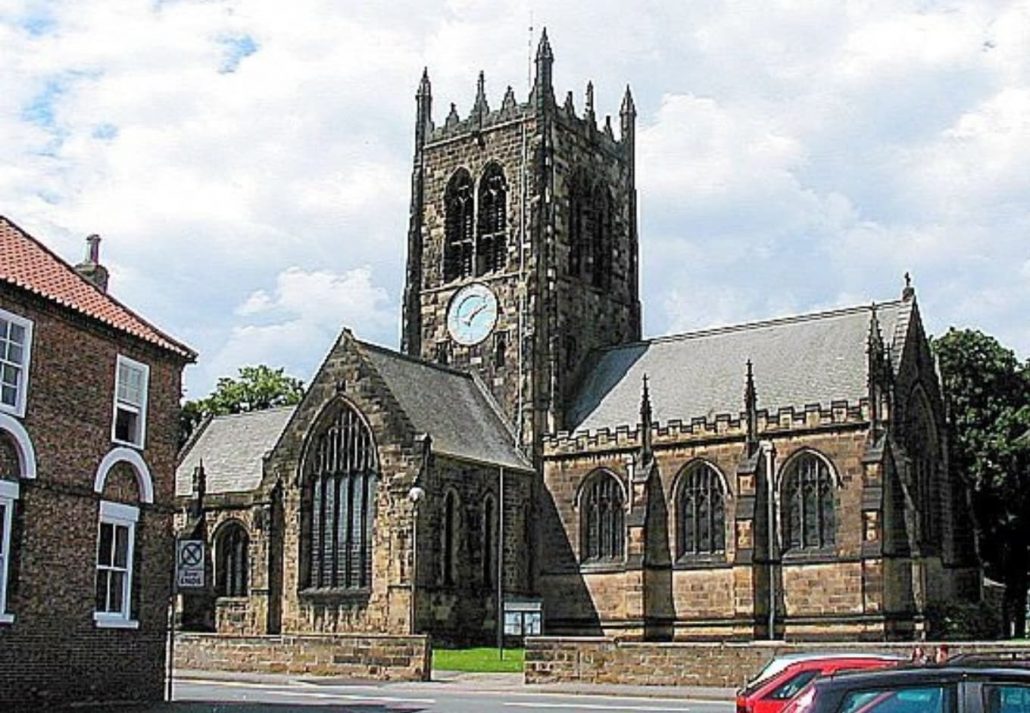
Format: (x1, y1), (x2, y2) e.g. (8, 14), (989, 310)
(580, 470), (625, 563)
(783, 453), (835, 551)
(444, 169), (475, 281)
(677, 462), (726, 557)
(476, 164), (507, 275)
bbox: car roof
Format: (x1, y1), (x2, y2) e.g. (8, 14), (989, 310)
(818, 665), (1030, 690)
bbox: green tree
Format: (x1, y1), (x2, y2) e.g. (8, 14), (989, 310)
(180, 365), (305, 447)
(934, 328), (1030, 636)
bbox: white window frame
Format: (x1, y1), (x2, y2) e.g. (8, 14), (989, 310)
(0, 479), (18, 624)
(111, 355), (149, 449)
(0, 308), (33, 419)
(93, 500), (139, 629)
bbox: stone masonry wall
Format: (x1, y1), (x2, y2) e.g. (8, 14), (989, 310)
(175, 632), (431, 681)
(525, 638), (1030, 688)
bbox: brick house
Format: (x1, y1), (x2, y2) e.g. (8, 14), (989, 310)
(0, 217), (195, 705)
(177, 32), (980, 645)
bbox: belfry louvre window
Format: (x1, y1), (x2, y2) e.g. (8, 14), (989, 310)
(303, 402), (378, 591)
(581, 471), (625, 563)
(783, 454), (835, 551)
(476, 164), (507, 275)
(677, 463), (725, 557)
(591, 188), (613, 290)
(444, 169), (475, 281)
(216, 522), (249, 598)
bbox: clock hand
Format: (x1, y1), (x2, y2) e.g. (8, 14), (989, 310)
(464, 303), (488, 325)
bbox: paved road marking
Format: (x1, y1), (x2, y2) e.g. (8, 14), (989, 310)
(178, 680), (436, 704)
(505, 704), (692, 711)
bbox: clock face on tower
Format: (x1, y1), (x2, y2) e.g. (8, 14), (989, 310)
(446, 283), (499, 346)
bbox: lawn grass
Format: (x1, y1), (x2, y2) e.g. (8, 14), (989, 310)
(433, 646), (525, 673)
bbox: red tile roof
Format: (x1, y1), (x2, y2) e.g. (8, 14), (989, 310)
(0, 215), (196, 360)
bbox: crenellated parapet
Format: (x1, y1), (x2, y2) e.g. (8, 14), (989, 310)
(542, 399), (870, 458)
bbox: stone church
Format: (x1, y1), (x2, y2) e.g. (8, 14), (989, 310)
(177, 31), (980, 643)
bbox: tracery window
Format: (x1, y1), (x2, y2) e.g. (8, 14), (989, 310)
(442, 490), (459, 586)
(443, 169), (475, 281)
(677, 462), (725, 557)
(215, 521), (249, 598)
(580, 470), (625, 563)
(302, 401), (378, 591)
(476, 164), (507, 275)
(783, 453), (835, 551)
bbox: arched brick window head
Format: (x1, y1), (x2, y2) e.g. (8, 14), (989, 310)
(303, 401), (378, 591)
(784, 454), (835, 551)
(443, 169), (475, 281)
(581, 471), (625, 563)
(216, 522), (249, 598)
(476, 164), (507, 276)
(678, 462), (725, 557)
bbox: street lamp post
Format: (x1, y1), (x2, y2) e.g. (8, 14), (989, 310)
(407, 485), (425, 636)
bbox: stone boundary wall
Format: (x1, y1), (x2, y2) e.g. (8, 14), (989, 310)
(524, 638), (1030, 688)
(176, 633), (431, 682)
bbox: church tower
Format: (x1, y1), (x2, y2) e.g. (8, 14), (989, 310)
(401, 31), (641, 455)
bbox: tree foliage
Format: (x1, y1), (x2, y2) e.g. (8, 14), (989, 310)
(934, 328), (1030, 635)
(180, 365), (305, 446)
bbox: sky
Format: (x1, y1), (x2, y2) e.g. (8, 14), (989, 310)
(2, 0), (1029, 399)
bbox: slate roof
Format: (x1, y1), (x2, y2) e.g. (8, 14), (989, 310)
(176, 406), (296, 497)
(360, 342), (533, 472)
(568, 300), (910, 434)
(0, 216), (195, 359)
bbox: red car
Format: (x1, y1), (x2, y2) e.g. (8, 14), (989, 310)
(737, 654), (904, 713)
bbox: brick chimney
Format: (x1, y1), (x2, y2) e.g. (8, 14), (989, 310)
(75, 234), (109, 292)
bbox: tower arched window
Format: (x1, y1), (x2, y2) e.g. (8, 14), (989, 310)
(215, 521), (249, 598)
(442, 490), (459, 586)
(444, 169), (475, 281)
(302, 401), (378, 591)
(477, 164), (507, 275)
(591, 187), (613, 290)
(568, 171), (591, 279)
(783, 453), (835, 551)
(580, 470), (625, 563)
(677, 462), (725, 558)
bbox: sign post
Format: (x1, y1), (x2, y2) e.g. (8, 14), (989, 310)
(170, 539), (205, 701)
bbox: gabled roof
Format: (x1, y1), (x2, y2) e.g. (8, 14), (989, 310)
(568, 300), (912, 434)
(176, 406), (296, 497)
(0, 216), (195, 360)
(360, 342), (533, 472)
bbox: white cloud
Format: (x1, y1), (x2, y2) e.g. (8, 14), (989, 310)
(2, 0), (1030, 400)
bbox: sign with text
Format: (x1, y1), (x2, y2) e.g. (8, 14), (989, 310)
(176, 539), (205, 590)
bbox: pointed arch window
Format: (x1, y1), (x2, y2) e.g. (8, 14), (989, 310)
(910, 393), (940, 547)
(442, 490), (459, 586)
(677, 462), (725, 558)
(215, 522), (249, 598)
(580, 470), (625, 563)
(783, 453), (835, 551)
(477, 164), (507, 275)
(444, 169), (475, 281)
(482, 494), (496, 587)
(591, 187), (613, 290)
(302, 401), (378, 591)
(568, 171), (590, 279)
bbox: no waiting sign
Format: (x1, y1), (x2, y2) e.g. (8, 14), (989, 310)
(176, 539), (206, 590)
